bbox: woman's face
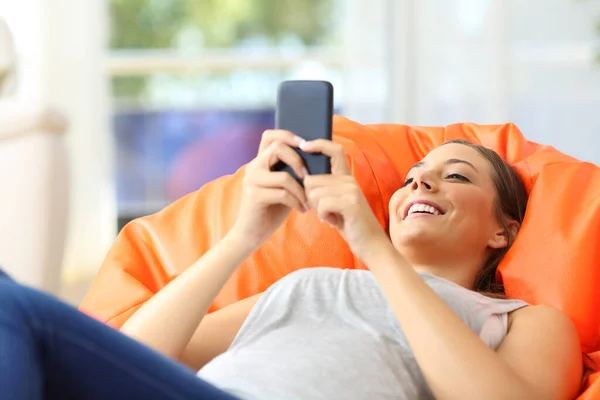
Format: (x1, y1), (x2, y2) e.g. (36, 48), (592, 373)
(388, 143), (508, 267)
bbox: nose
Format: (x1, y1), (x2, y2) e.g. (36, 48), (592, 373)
(410, 170), (437, 192)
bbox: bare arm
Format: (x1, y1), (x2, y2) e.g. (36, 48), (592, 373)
(179, 293), (261, 370)
(498, 305), (582, 400)
(301, 139), (582, 400)
(365, 241), (582, 400)
(120, 233), (256, 361)
(120, 129), (308, 364)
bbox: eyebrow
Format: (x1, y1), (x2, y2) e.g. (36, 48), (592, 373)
(408, 158), (479, 173)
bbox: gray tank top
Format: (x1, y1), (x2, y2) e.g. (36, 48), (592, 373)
(198, 267), (528, 399)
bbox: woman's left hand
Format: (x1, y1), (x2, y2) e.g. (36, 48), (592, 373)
(302, 139), (389, 260)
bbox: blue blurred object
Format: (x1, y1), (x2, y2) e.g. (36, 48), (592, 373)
(114, 107), (342, 218)
(113, 109), (274, 215)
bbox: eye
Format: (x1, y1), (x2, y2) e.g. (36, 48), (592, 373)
(402, 177), (414, 187)
(446, 173), (470, 182)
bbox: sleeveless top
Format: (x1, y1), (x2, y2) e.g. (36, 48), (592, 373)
(197, 267), (529, 399)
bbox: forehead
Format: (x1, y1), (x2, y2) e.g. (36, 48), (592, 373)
(422, 143), (489, 170)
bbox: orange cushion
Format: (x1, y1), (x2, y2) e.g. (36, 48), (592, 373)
(80, 116), (600, 395)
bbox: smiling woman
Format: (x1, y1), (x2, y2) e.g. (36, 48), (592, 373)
(0, 132), (582, 400)
(390, 138), (529, 294)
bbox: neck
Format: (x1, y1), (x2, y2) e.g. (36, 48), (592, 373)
(410, 262), (479, 290)
(394, 242), (488, 290)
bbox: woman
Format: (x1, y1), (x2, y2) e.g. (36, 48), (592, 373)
(0, 130), (583, 400)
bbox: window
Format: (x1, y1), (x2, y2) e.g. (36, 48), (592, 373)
(107, 0), (600, 232)
(411, 0), (600, 164)
(108, 0), (346, 228)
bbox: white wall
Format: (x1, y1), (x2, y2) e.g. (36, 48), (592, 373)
(386, 0), (600, 165)
(0, 0), (117, 279)
(341, 0), (391, 123)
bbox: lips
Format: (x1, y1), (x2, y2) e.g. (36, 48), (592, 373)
(403, 200), (445, 220)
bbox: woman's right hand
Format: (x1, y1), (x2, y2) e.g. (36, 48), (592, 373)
(229, 129), (309, 251)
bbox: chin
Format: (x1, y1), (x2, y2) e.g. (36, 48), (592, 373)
(392, 228), (439, 253)
(392, 231), (454, 269)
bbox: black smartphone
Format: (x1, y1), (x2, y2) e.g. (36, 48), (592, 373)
(273, 80), (334, 183)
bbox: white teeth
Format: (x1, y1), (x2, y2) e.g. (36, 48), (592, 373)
(425, 205), (440, 215)
(407, 203), (441, 216)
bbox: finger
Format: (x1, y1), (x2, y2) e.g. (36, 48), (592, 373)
(304, 175), (360, 211)
(259, 141), (307, 179)
(300, 139), (350, 175)
(315, 196), (346, 226)
(308, 190), (342, 212)
(259, 129), (305, 153)
(307, 185), (361, 215)
(256, 187), (305, 212)
(305, 183), (349, 207)
(303, 175), (356, 192)
(245, 170), (308, 210)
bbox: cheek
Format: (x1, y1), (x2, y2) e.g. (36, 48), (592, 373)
(388, 189), (407, 220)
(388, 189), (408, 240)
(453, 191), (494, 218)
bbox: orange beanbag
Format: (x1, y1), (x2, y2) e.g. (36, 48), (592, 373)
(80, 116), (600, 398)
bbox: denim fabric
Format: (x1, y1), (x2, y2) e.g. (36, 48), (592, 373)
(0, 268), (239, 400)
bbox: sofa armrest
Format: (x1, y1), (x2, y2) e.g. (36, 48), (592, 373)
(0, 101), (68, 141)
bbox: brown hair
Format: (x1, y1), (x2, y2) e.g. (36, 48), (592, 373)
(441, 139), (529, 295)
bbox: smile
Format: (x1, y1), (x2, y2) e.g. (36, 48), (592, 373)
(403, 201), (445, 219)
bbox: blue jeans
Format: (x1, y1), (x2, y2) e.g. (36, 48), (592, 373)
(0, 269), (240, 400)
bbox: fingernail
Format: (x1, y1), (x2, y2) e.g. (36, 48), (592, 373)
(302, 167), (310, 177)
(295, 136), (306, 146)
(299, 140), (309, 150)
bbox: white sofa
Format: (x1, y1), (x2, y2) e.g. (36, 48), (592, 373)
(0, 18), (69, 293)
(0, 18), (15, 97)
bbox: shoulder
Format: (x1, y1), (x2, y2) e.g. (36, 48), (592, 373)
(507, 305), (580, 351)
(509, 304), (577, 333)
(501, 305), (582, 399)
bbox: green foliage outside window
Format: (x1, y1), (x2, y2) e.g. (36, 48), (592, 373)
(109, 0), (339, 99)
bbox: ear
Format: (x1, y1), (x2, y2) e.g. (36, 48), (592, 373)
(487, 220), (520, 249)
